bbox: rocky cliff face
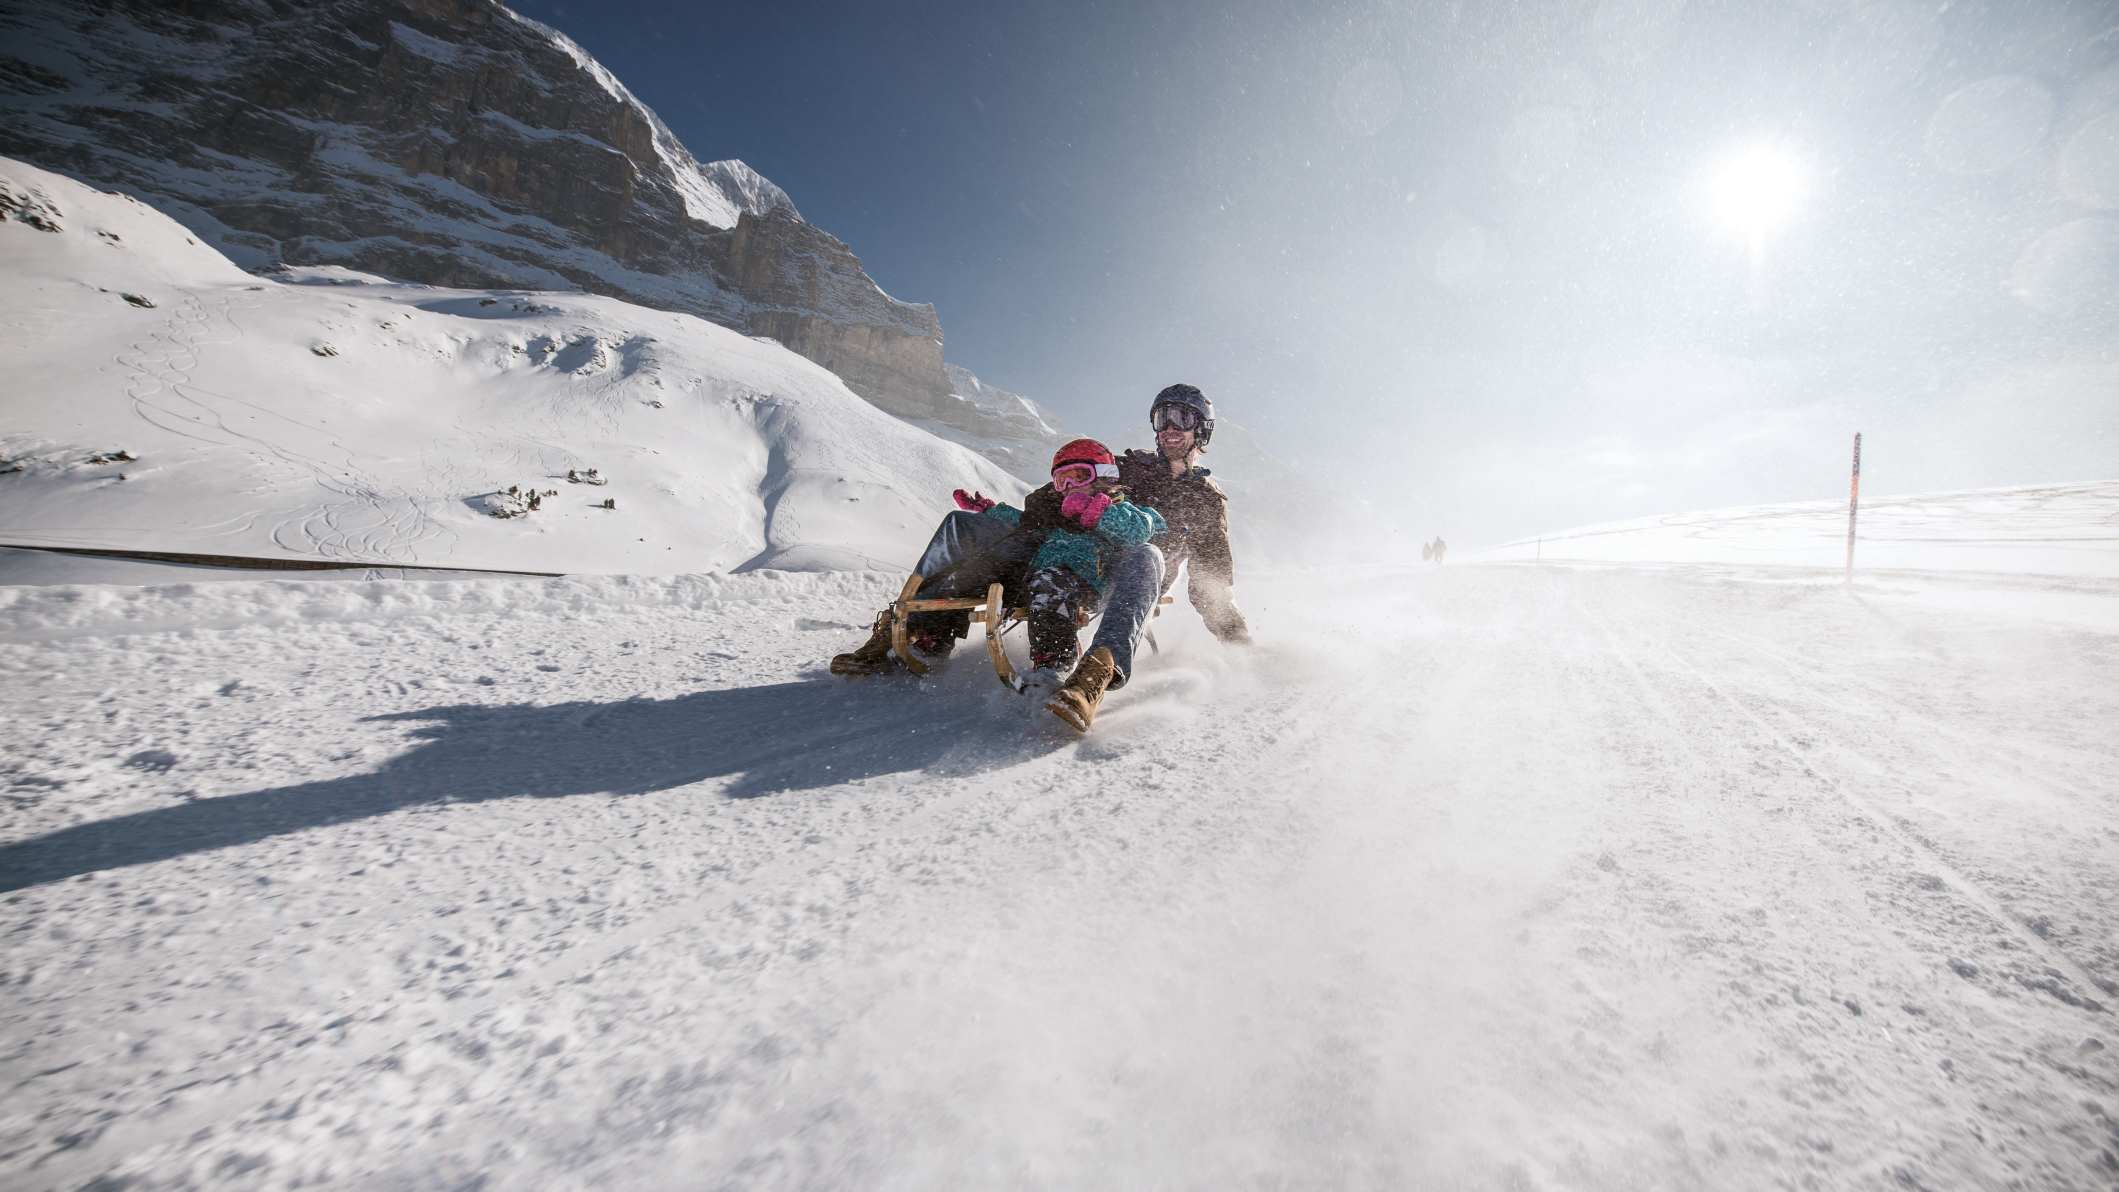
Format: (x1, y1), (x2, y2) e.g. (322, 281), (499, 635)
(723, 211), (952, 423)
(0, 0), (956, 421)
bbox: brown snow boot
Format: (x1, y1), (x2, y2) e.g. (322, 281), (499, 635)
(829, 609), (901, 676)
(1045, 646), (1117, 733)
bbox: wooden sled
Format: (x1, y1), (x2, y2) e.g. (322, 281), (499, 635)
(887, 574), (1172, 692)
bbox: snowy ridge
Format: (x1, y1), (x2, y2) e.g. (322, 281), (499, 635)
(941, 363), (1061, 438)
(0, 156), (1020, 575)
(697, 159), (799, 227)
(496, 7), (799, 231)
(917, 363), (1069, 481)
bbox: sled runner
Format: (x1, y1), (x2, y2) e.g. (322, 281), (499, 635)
(884, 574), (1171, 692)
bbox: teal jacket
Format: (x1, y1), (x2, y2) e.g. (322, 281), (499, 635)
(982, 485), (1165, 595)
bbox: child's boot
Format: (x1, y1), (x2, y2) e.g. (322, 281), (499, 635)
(1046, 646), (1117, 732)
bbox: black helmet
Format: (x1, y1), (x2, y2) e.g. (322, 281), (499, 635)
(1150, 383), (1215, 450)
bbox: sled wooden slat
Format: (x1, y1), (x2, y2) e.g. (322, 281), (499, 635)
(889, 572), (1176, 690)
(900, 597), (996, 612)
(981, 582), (1017, 690)
(888, 573), (928, 675)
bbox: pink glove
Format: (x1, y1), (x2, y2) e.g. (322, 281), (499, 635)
(953, 488), (996, 512)
(1059, 489), (1112, 530)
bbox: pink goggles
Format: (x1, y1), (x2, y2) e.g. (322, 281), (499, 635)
(1051, 461), (1117, 491)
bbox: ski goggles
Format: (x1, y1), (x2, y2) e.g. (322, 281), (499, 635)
(1151, 403), (1204, 432)
(1051, 461), (1117, 490)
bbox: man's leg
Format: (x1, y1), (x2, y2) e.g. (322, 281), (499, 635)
(1087, 543), (1165, 689)
(905, 511), (1034, 644)
(834, 512), (1017, 673)
(912, 511), (1014, 588)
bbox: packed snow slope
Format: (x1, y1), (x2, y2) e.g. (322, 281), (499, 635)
(0, 157), (1022, 573)
(1482, 479), (2119, 578)
(3, 552), (2117, 1188)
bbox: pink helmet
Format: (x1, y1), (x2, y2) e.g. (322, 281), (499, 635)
(1051, 438), (1118, 480)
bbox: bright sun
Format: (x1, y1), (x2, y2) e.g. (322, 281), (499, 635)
(1708, 143), (1808, 262)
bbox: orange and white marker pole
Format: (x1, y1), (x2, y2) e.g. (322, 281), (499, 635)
(1845, 432), (1862, 583)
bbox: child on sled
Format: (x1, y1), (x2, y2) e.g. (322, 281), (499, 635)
(831, 437), (1164, 729)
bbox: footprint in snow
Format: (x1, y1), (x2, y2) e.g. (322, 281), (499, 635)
(124, 749), (179, 773)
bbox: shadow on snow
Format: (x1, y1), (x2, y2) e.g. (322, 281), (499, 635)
(0, 670), (1056, 893)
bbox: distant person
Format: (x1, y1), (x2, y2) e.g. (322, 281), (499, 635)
(1435, 537), (1447, 564)
(831, 383), (1250, 730)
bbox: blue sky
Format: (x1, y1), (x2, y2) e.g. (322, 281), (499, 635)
(510, 0), (2117, 542)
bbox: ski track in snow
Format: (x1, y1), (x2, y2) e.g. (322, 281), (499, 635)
(115, 288), (446, 565)
(2, 565), (2117, 1189)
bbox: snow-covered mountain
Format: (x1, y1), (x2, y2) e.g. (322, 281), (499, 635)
(0, 0), (971, 432)
(0, 157), (1023, 573)
(911, 364), (1068, 483)
(501, 13), (800, 231)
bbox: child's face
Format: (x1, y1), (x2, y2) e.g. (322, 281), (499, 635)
(1052, 463), (1097, 493)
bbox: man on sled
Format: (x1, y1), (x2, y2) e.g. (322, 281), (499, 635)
(831, 383), (1250, 733)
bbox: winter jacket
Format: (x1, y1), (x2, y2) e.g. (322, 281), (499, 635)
(1114, 449), (1249, 641)
(981, 484), (1165, 597)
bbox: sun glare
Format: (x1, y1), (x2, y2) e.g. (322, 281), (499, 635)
(1707, 143), (1808, 263)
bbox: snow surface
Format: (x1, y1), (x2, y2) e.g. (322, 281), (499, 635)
(1481, 480), (2119, 578)
(0, 159), (1021, 574)
(2, 559), (2116, 1188)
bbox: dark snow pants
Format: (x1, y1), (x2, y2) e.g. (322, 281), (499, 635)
(904, 511), (1163, 687)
